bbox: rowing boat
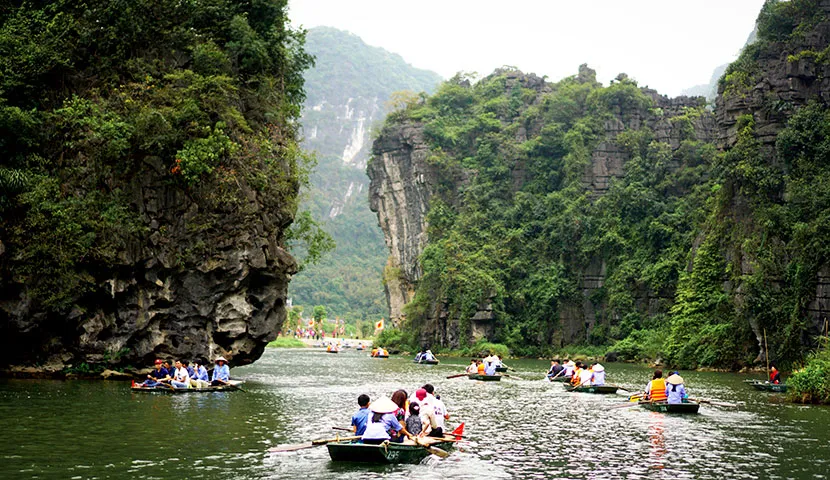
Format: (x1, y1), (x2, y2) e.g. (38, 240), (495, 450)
(370, 354), (389, 358)
(131, 380), (245, 393)
(495, 366), (508, 372)
(748, 380), (788, 393)
(414, 359), (439, 365)
(326, 437), (455, 464)
(639, 401), (700, 414)
(548, 375), (572, 383)
(468, 374), (502, 381)
(563, 384), (618, 394)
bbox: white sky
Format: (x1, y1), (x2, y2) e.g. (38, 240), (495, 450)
(289, 0), (766, 97)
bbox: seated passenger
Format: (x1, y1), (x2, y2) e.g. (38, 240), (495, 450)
(141, 359), (169, 386)
(424, 350), (436, 361)
(189, 359), (210, 388)
(666, 373), (687, 404)
(351, 394), (371, 435)
(211, 356), (230, 386)
(484, 361), (497, 376)
(465, 359), (478, 373)
(769, 365), (781, 384)
(170, 360), (190, 389)
(361, 398), (412, 444)
(476, 360), (486, 375)
(406, 402), (423, 436)
(645, 370), (667, 402)
(591, 363), (606, 385)
(578, 364), (594, 386)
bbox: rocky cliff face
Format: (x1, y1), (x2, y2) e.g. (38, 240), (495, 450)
(368, 68), (716, 345)
(0, 153), (297, 376)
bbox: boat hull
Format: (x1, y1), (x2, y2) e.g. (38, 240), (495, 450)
(548, 375), (572, 383)
(495, 366), (508, 372)
(370, 355), (389, 358)
(414, 360), (439, 365)
(639, 401), (700, 414)
(564, 384), (618, 394)
(326, 439), (454, 464)
(750, 381), (788, 392)
(468, 374), (502, 381)
(131, 380), (244, 393)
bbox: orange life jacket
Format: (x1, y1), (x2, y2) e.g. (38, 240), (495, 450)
(649, 378), (667, 401)
(571, 368), (582, 385)
(477, 363), (485, 374)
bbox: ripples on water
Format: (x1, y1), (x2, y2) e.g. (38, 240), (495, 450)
(2, 349), (830, 479)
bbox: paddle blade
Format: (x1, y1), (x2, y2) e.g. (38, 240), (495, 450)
(427, 446), (450, 458)
(268, 442), (313, 453)
(451, 423), (465, 437)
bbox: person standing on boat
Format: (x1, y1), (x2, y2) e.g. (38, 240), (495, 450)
(170, 360), (191, 389)
(190, 360), (210, 388)
(141, 359), (169, 387)
(645, 370), (668, 402)
(211, 356), (230, 386)
(769, 364), (781, 384)
(666, 373), (686, 404)
(351, 394), (371, 435)
(590, 363), (606, 385)
(361, 398), (413, 444)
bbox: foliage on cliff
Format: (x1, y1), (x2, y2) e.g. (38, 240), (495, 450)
(382, 0), (830, 368)
(0, 1), (312, 312)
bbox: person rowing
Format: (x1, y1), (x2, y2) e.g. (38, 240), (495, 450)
(547, 360), (564, 379)
(590, 363), (606, 385)
(465, 359), (477, 374)
(769, 364), (781, 384)
(211, 356), (230, 386)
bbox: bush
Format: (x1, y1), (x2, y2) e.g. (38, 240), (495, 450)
(374, 328), (417, 352)
(788, 341), (830, 404)
(266, 337), (307, 348)
(608, 329), (665, 362)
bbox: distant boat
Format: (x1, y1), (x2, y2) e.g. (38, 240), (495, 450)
(748, 380), (788, 393)
(131, 379), (245, 393)
(414, 359), (439, 365)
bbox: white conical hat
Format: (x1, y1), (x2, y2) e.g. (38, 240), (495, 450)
(666, 374), (684, 385)
(369, 397), (398, 414)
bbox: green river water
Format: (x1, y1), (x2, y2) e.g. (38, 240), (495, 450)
(2, 348), (829, 479)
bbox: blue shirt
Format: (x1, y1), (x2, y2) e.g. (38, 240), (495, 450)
(667, 383), (686, 404)
(212, 364), (230, 382)
(150, 367), (169, 380)
(194, 365), (209, 381)
(361, 413), (403, 440)
(351, 407), (370, 435)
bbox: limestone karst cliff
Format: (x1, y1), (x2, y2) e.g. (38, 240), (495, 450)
(0, 1), (308, 374)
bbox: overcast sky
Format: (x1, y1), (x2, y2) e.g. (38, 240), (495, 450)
(289, 0), (766, 97)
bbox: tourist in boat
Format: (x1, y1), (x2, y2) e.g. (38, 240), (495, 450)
(190, 359), (210, 388)
(590, 363), (606, 385)
(414, 350), (425, 362)
(182, 360), (195, 378)
(371, 347), (378, 357)
(351, 394), (371, 435)
(563, 360), (576, 378)
(547, 360), (564, 379)
(405, 402), (424, 436)
(666, 373), (687, 404)
(141, 359), (169, 386)
(484, 360), (497, 376)
(423, 384), (450, 430)
(571, 362), (583, 385)
(645, 370), (668, 402)
(170, 360), (191, 389)
(476, 359), (486, 375)
(361, 397), (413, 444)
(424, 350), (436, 362)
(577, 363), (594, 386)
(465, 359), (478, 373)
(211, 356), (230, 386)
(414, 388), (444, 438)
(769, 364), (781, 384)
(163, 360), (174, 377)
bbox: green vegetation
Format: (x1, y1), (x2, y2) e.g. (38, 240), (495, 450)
(267, 337), (308, 348)
(788, 339), (830, 404)
(381, 1), (830, 373)
(0, 1), (316, 314)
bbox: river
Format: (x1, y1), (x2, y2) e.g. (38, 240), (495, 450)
(1, 348), (828, 479)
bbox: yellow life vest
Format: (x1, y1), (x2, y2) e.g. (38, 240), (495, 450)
(477, 363), (485, 374)
(649, 378), (667, 401)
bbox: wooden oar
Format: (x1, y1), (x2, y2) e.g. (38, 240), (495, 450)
(268, 435), (361, 453)
(688, 397), (741, 408)
(413, 437), (450, 458)
(332, 427), (352, 432)
(446, 373), (469, 379)
(226, 381), (247, 393)
(547, 370), (564, 381)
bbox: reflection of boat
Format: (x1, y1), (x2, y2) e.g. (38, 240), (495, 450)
(749, 380), (788, 392)
(131, 380), (245, 393)
(639, 401), (700, 414)
(548, 375), (572, 383)
(468, 374), (502, 381)
(414, 359), (439, 365)
(326, 437), (455, 464)
(563, 384), (618, 394)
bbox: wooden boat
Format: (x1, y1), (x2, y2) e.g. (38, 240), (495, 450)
(639, 401), (700, 414)
(370, 354), (389, 358)
(131, 380), (245, 393)
(548, 375), (572, 383)
(326, 438), (455, 464)
(414, 359), (439, 365)
(325, 349), (339, 354)
(495, 366), (508, 372)
(563, 384), (618, 394)
(468, 373), (502, 381)
(749, 380), (788, 393)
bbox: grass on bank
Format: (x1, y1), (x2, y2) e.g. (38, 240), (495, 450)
(266, 337), (308, 348)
